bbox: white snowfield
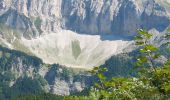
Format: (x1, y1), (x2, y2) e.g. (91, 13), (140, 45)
(21, 30), (132, 69)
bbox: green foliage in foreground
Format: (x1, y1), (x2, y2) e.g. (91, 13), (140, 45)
(84, 29), (170, 100)
(63, 29), (170, 100)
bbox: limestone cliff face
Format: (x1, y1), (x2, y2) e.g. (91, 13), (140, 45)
(0, 0), (62, 38)
(61, 0), (170, 35)
(0, 0), (170, 37)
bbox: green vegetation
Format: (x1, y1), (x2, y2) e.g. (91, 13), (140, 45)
(0, 24), (21, 41)
(0, 46), (91, 100)
(0, 46), (44, 100)
(101, 53), (134, 77)
(72, 40), (81, 59)
(82, 29), (170, 100)
(12, 39), (33, 55)
(11, 93), (64, 100)
(34, 17), (43, 34)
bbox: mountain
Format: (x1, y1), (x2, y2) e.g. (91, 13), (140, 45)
(0, 0), (170, 99)
(0, 0), (169, 69)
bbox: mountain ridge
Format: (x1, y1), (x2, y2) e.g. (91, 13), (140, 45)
(0, 0), (170, 36)
(0, 0), (170, 68)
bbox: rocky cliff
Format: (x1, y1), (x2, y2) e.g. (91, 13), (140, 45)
(0, 0), (170, 37)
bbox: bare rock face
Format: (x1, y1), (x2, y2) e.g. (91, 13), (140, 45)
(0, 0), (63, 38)
(0, 9), (39, 38)
(61, 0), (170, 35)
(0, 0), (169, 37)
